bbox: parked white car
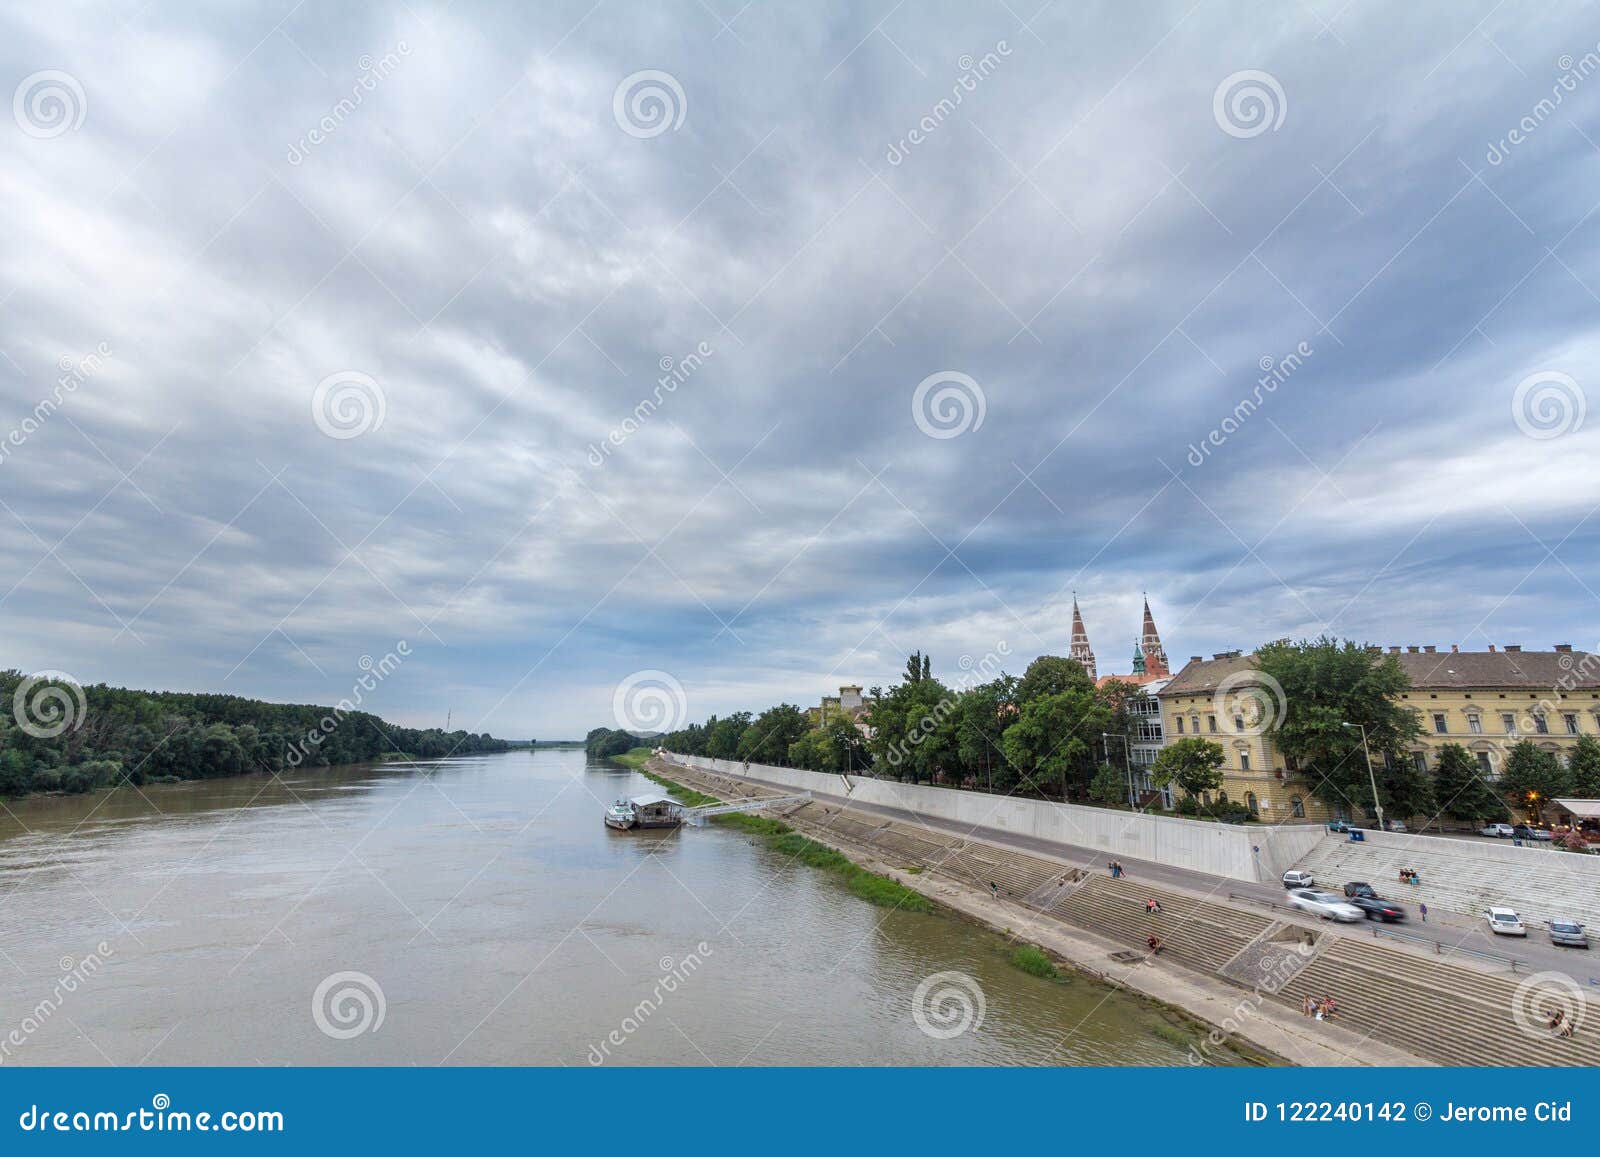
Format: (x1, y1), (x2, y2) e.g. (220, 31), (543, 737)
(1479, 823), (1515, 838)
(1288, 888), (1364, 922)
(1485, 906), (1527, 936)
(1282, 869), (1315, 889)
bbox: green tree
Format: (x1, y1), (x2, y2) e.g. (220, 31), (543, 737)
(1088, 762), (1127, 805)
(704, 712), (752, 760)
(955, 676), (1017, 791)
(1000, 684), (1111, 798)
(1498, 739), (1568, 821)
(869, 670), (958, 783)
(1564, 735), (1600, 798)
(737, 704), (810, 766)
(1151, 736), (1225, 797)
(1016, 654), (1095, 706)
(1254, 637), (1422, 815)
(1430, 744), (1508, 822)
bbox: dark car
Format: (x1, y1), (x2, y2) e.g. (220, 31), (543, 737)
(1350, 896), (1407, 922)
(1343, 881), (1377, 899)
(1514, 824), (1554, 842)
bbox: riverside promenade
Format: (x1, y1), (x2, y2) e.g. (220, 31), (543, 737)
(648, 756), (1431, 1068)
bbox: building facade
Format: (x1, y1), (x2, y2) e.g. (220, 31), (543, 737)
(1072, 596), (1175, 807)
(1157, 644), (1600, 823)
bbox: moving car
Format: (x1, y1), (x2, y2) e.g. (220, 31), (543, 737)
(1547, 919), (1590, 948)
(1326, 820), (1352, 833)
(1288, 889), (1364, 922)
(1350, 896), (1406, 922)
(1513, 824), (1553, 842)
(1343, 881), (1377, 899)
(1377, 819), (1408, 832)
(1480, 823), (1515, 838)
(1282, 869), (1315, 889)
(1485, 906), (1527, 936)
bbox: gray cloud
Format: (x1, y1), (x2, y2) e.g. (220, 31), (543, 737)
(1, 1), (1598, 737)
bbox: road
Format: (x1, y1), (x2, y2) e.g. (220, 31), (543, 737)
(738, 771), (1600, 981)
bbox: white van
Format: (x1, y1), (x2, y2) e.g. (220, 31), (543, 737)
(1282, 869), (1315, 889)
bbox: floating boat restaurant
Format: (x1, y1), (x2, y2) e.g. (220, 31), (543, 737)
(603, 792), (684, 830)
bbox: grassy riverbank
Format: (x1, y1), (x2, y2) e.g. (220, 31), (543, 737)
(608, 746), (654, 770)
(639, 764), (934, 912)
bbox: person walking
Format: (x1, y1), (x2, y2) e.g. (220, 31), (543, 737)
(1419, 902), (1427, 923)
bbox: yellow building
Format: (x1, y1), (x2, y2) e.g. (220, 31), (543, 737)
(1157, 644), (1600, 824)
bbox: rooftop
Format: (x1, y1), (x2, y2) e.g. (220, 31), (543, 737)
(1160, 647), (1600, 696)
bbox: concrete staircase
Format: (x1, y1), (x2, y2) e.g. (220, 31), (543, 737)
(1274, 935), (1600, 1067)
(1294, 835), (1600, 929)
(1053, 875), (1275, 973)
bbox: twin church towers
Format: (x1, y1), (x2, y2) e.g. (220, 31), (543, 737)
(1069, 595), (1170, 687)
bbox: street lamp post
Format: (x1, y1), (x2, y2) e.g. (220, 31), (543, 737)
(1103, 732), (1135, 808)
(1342, 721), (1383, 832)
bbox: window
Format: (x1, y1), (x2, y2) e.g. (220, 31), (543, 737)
(1175, 716), (1185, 734)
(1240, 751), (1251, 771)
(1476, 752), (1493, 776)
(1412, 751), (1427, 773)
(1534, 712), (1550, 734)
(1233, 715), (1245, 732)
(1207, 715), (1217, 733)
(1502, 712), (1517, 735)
(1432, 713), (1448, 734)
(1565, 713), (1580, 735)
(1245, 792), (1259, 816)
(1467, 714), (1482, 734)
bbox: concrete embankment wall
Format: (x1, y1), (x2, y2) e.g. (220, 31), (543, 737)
(660, 752), (1323, 884)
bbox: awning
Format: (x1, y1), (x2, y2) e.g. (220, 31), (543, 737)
(1552, 798), (1600, 818)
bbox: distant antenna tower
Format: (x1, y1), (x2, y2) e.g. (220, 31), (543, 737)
(445, 708), (452, 731)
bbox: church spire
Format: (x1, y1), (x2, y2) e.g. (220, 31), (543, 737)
(1069, 594), (1097, 681)
(1140, 595), (1168, 678)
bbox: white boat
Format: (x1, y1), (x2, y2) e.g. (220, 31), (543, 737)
(604, 793), (683, 830)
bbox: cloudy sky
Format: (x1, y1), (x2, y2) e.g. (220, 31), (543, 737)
(2, 1), (1597, 739)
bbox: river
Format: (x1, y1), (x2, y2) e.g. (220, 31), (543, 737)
(0, 748), (1242, 1066)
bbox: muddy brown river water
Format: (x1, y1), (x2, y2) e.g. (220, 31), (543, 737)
(0, 748), (1239, 1065)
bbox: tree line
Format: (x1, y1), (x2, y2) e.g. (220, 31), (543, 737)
(649, 650), (1162, 807)
(0, 669), (510, 799)
(637, 636), (1596, 827)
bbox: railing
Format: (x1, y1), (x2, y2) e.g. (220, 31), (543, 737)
(1369, 923), (1522, 972)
